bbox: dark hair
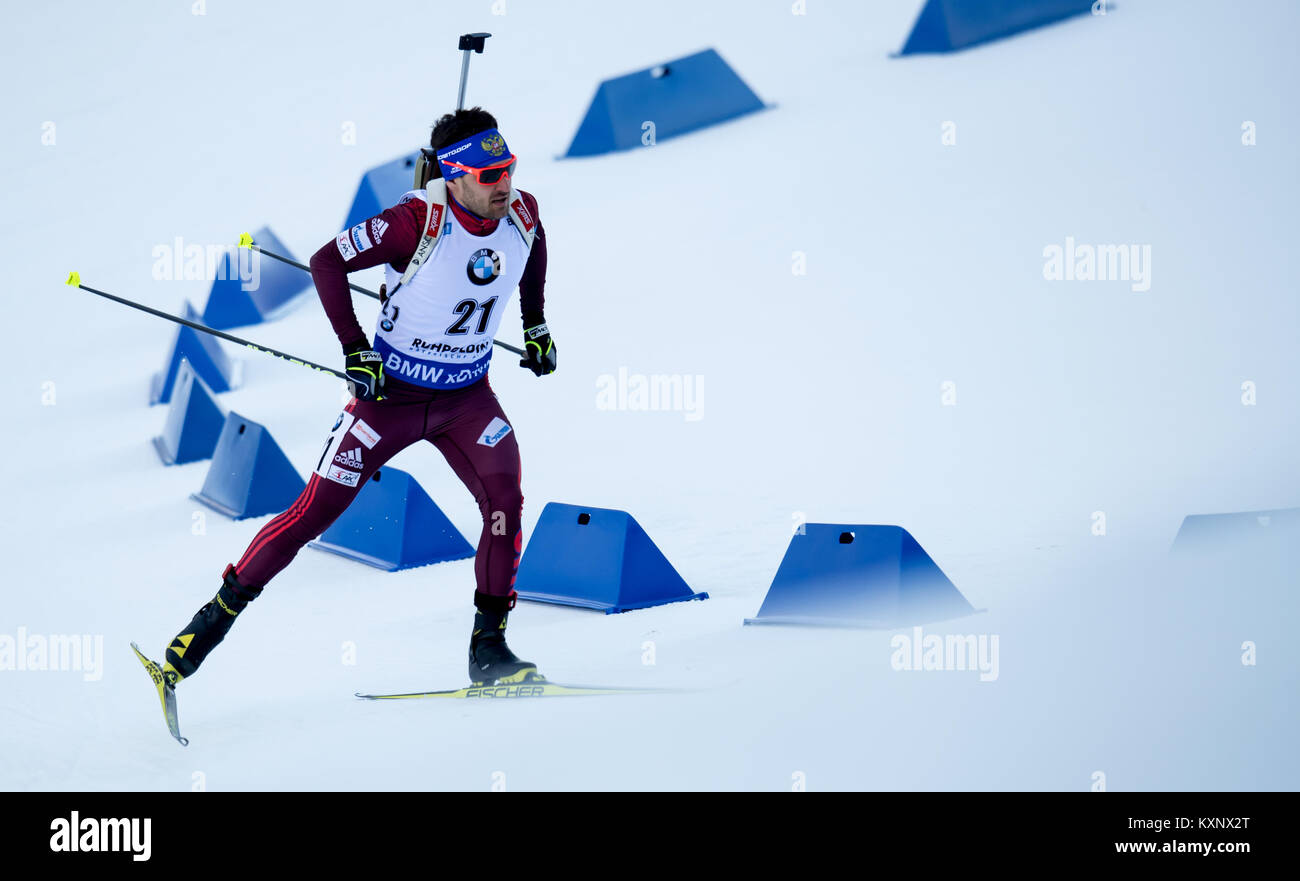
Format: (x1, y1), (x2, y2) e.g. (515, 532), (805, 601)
(426, 107), (499, 180)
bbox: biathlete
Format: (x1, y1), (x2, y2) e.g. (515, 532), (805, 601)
(157, 107), (555, 689)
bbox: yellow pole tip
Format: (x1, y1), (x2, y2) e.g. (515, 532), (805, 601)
(65, 271), (81, 286)
(238, 232), (254, 249)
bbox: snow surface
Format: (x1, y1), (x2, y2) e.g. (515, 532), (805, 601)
(2, 0), (1297, 790)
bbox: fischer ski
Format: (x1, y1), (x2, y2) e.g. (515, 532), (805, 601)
(356, 674), (676, 701)
(130, 642), (188, 746)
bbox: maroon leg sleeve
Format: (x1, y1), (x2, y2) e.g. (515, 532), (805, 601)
(427, 381), (524, 598)
(233, 397), (426, 589)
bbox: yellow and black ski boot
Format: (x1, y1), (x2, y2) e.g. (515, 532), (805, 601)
(163, 564), (261, 685)
(468, 591), (538, 686)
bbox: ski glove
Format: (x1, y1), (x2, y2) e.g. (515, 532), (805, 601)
(520, 323), (557, 376)
(343, 339), (385, 401)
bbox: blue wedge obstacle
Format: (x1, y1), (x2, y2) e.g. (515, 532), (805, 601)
(1171, 508), (1300, 554)
(899, 0), (1093, 55)
(564, 48), (766, 158)
(308, 467), (474, 571)
(192, 412), (305, 520)
(343, 151), (421, 232)
(745, 524), (974, 627)
(201, 226), (312, 330)
(149, 301), (240, 405)
(514, 502), (707, 613)
(152, 359), (226, 466)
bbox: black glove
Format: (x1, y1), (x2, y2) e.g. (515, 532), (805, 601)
(519, 323), (557, 376)
(343, 339), (385, 401)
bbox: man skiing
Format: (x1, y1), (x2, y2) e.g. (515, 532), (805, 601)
(154, 107), (555, 693)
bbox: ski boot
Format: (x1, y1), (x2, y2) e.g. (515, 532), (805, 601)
(163, 564), (262, 685)
(468, 591), (539, 685)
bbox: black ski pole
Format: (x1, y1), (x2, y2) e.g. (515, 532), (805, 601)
(237, 233), (376, 299)
(64, 272), (348, 381)
(236, 233), (526, 357)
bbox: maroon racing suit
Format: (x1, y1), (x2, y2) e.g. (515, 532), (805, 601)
(231, 191), (547, 600)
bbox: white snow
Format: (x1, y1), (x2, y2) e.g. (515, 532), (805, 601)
(2, 0), (1297, 790)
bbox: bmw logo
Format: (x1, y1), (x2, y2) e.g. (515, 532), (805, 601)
(380, 319), (394, 332)
(467, 248), (502, 286)
(332, 413), (345, 431)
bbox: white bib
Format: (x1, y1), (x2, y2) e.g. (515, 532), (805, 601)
(374, 191), (532, 390)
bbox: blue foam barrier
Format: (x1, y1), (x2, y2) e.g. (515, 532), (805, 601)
(744, 524), (974, 627)
(564, 48), (765, 157)
(1171, 508), (1300, 555)
(309, 467), (475, 571)
(900, 0), (1094, 55)
(342, 151), (421, 232)
(152, 359), (226, 466)
(149, 301), (239, 406)
(514, 502), (707, 613)
(191, 412), (305, 520)
(201, 226), (312, 330)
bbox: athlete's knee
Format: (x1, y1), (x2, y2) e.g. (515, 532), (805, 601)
(478, 474), (523, 527)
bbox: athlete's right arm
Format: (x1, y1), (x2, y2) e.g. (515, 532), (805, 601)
(308, 198), (425, 350)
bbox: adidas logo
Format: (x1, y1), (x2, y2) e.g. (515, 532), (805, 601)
(333, 447), (363, 469)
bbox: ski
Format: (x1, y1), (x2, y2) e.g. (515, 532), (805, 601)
(130, 642), (189, 746)
(356, 676), (676, 701)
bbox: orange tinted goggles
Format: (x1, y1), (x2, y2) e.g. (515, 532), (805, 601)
(443, 155), (517, 185)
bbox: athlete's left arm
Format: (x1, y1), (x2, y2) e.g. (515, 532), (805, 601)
(517, 190), (547, 329)
(515, 191), (555, 376)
